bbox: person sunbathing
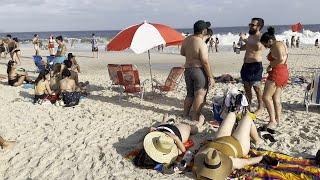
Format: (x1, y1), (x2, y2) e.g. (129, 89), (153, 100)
(140, 114), (205, 166)
(7, 60), (33, 86)
(193, 112), (264, 179)
(34, 70), (56, 103)
(0, 136), (16, 150)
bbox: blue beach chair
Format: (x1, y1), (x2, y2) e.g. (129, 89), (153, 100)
(32, 55), (46, 72)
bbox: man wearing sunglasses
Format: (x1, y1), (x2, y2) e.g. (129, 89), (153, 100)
(239, 18), (265, 115)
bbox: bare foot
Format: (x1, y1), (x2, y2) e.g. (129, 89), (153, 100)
(254, 108), (264, 116)
(266, 121), (278, 129)
(162, 113), (169, 122)
(253, 138), (265, 149)
(2, 141), (16, 150)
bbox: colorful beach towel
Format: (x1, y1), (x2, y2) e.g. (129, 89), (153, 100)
(126, 148), (320, 179)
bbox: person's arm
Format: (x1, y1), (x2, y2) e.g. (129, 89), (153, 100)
(165, 132), (186, 153)
(199, 43), (214, 86)
(231, 156), (263, 169)
(45, 81), (54, 95)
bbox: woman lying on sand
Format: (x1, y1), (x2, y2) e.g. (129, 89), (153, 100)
(34, 70), (56, 103)
(260, 27), (289, 129)
(7, 60), (33, 86)
(193, 112), (264, 179)
(0, 136), (16, 150)
(139, 114), (204, 166)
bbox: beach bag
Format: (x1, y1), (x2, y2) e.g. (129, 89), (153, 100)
(133, 149), (157, 169)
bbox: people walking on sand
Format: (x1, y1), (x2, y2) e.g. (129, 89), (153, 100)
(291, 36), (295, 48)
(286, 39), (290, 48)
(48, 35), (55, 55)
(32, 34), (41, 56)
(315, 39), (319, 47)
(239, 18), (265, 115)
(11, 38), (21, 65)
(55, 35), (67, 64)
(296, 37), (300, 48)
(91, 33), (99, 58)
(260, 27), (289, 129)
(0, 136), (16, 150)
(180, 20), (215, 121)
(193, 112), (264, 179)
(215, 37), (219, 52)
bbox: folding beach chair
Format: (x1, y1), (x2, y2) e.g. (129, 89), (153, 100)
(152, 67), (184, 94)
(32, 55), (46, 72)
(304, 72), (320, 112)
(117, 69), (149, 101)
(107, 64), (135, 89)
(46, 55), (55, 70)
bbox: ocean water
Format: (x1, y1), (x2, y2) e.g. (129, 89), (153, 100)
(1, 24), (319, 53)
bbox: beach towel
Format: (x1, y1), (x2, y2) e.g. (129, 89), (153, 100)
(126, 148), (320, 179)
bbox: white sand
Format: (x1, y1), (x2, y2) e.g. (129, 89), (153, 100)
(0, 46), (319, 179)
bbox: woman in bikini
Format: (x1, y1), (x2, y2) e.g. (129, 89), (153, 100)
(260, 27), (289, 129)
(7, 60), (33, 86)
(48, 35), (55, 55)
(34, 70), (56, 103)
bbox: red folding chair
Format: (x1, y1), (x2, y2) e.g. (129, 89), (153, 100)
(153, 67), (185, 94)
(107, 64), (135, 89)
(117, 69), (149, 100)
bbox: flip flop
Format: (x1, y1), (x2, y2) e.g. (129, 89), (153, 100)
(261, 155), (279, 166)
(262, 134), (277, 142)
(258, 126), (276, 134)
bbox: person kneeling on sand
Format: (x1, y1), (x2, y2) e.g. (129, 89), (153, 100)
(135, 114), (205, 167)
(7, 60), (33, 86)
(59, 69), (85, 106)
(34, 70), (58, 104)
(63, 60), (88, 91)
(0, 136), (16, 150)
(193, 112), (264, 179)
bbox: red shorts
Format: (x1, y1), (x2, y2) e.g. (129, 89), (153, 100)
(48, 44), (54, 49)
(267, 64), (289, 87)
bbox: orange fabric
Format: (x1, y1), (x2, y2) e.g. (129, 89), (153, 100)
(151, 23), (184, 46)
(117, 70), (143, 93)
(156, 67), (184, 92)
(267, 64), (289, 87)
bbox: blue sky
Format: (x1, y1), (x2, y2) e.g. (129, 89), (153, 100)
(0, 0), (319, 32)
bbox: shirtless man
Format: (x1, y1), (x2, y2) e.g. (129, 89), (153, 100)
(239, 18), (265, 114)
(32, 34), (40, 56)
(181, 20), (214, 121)
(6, 35), (16, 60)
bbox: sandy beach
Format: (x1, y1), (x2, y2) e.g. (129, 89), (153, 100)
(0, 47), (319, 179)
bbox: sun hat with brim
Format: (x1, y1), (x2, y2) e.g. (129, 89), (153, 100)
(143, 131), (179, 164)
(193, 148), (233, 180)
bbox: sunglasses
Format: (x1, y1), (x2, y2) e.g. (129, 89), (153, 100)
(249, 23), (258, 27)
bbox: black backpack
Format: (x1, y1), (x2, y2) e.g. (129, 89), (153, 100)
(133, 149), (157, 169)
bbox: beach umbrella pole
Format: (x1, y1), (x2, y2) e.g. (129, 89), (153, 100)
(148, 50), (154, 90)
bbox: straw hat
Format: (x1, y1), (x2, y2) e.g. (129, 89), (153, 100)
(143, 131), (179, 164)
(193, 148), (233, 180)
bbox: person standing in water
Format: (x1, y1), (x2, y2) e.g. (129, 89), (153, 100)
(291, 36), (295, 48)
(214, 37), (219, 52)
(296, 37), (300, 48)
(91, 33), (99, 59)
(239, 18), (265, 115)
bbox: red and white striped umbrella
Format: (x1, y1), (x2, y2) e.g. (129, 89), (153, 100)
(106, 21), (184, 54)
(106, 21), (185, 89)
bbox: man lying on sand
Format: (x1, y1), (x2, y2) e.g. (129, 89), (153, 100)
(0, 136), (16, 150)
(193, 112), (264, 179)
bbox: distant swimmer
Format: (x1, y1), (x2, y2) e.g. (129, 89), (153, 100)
(296, 37), (300, 48)
(315, 39), (319, 47)
(286, 39), (290, 48)
(291, 36), (295, 48)
(91, 33), (99, 59)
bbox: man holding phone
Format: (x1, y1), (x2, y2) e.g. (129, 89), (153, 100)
(239, 18), (265, 114)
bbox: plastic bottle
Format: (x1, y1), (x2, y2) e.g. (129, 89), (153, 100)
(173, 150), (193, 172)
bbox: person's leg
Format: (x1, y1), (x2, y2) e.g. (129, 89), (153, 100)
(184, 97), (193, 117)
(0, 136), (15, 150)
(190, 114), (205, 134)
(262, 80), (277, 128)
(232, 114), (253, 156)
(214, 112), (236, 138)
(250, 123), (264, 145)
(14, 76), (26, 86)
(253, 83), (264, 115)
(192, 89), (207, 121)
(243, 82), (253, 111)
(184, 69), (194, 117)
(273, 87), (283, 124)
(176, 124), (192, 143)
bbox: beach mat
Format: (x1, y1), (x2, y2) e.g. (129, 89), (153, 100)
(126, 147), (320, 179)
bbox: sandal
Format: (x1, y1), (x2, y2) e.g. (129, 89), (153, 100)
(258, 126), (276, 134)
(262, 134), (277, 142)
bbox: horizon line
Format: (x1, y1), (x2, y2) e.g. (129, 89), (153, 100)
(1, 23), (318, 34)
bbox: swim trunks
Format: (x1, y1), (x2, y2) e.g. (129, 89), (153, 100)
(240, 62), (263, 85)
(184, 67), (208, 98)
